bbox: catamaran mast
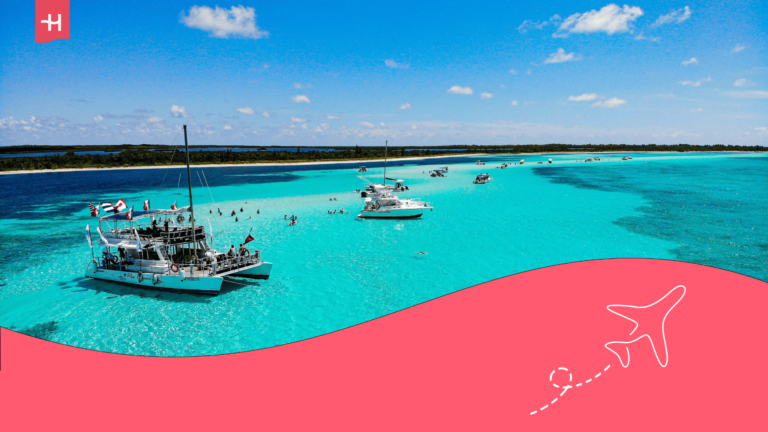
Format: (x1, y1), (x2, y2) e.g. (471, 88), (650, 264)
(183, 125), (197, 274)
(383, 140), (388, 186)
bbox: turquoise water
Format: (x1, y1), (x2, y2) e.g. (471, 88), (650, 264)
(0, 152), (765, 356)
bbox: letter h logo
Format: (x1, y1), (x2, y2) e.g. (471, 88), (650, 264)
(35, 0), (70, 43)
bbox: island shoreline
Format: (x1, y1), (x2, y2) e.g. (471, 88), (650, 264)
(0, 151), (760, 176)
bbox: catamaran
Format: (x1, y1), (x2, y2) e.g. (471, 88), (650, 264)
(84, 125), (272, 295)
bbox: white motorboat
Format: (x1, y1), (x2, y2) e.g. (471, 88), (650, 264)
(359, 193), (432, 219)
(84, 125), (272, 295)
(622, 156), (633, 160)
(473, 173), (492, 184)
(358, 140), (433, 219)
(359, 176), (408, 197)
(358, 166), (368, 172)
(476, 160), (486, 165)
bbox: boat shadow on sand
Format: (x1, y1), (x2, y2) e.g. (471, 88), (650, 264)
(63, 277), (258, 303)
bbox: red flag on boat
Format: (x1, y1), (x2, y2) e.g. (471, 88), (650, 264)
(126, 207), (134, 221)
(171, 201), (177, 210)
(89, 202), (100, 217)
(114, 198), (127, 213)
(243, 227), (255, 245)
(143, 199), (150, 211)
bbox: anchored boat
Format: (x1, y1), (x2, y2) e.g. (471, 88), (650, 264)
(84, 125), (272, 295)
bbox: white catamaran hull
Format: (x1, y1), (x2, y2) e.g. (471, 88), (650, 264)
(86, 264), (224, 294)
(358, 207), (431, 219)
(223, 262), (273, 280)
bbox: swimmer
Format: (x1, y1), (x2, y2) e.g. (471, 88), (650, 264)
(415, 252), (427, 255)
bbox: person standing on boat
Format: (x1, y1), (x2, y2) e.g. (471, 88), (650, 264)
(239, 244), (250, 256)
(228, 245), (236, 259)
(164, 219), (169, 233)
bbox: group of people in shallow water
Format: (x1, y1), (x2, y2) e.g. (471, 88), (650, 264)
(285, 214), (298, 226)
(327, 208), (346, 214)
(210, 206), (260, 222)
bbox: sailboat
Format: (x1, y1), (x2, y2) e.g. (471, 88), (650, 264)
(84, 125), (273, 295)
(358, 140), (432, 219)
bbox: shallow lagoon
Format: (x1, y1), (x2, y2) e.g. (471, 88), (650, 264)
(0, 152), (765, 356)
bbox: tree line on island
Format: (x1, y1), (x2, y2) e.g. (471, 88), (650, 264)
(0, 143), (764, 172)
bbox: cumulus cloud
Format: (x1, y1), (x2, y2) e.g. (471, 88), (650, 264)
(681, 57), (698, 66)
(325, 115), (340, 120)
(481, 93), (494, 99)
(679, 76), (711, 87)
(448, 86), (474, 95)
(291, 117), (307, 122)
(734, 78), (754, 87)
(732, 44), (745, 53)
(652, 6), (692, 27)
(691, 108), (703, 112)
(94, 115), (103, 123)
(236, 107), (255, 115)
(359, 121), (375, 128)
(510, 100), (519, 106)
(292, 95), (311, 104)
(634, 33), (660, 42)
(544, 48), (581, 64)
(180, 5), (269, 39)
(554, 4), (643, 37)
(568, 93), (600, 101)
(147, 116), (164, 122)
(170, 105), (188, 117)
(399, 103), (412, 110)
(723, 91), (768, 99)
(262, 111), (271, 118)
(509, 68), (518, 75)
(592, 97), (627, 108)
(385, 59), (409, 69)
(223, 125), (232, 130)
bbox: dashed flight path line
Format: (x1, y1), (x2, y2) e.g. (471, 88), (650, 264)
(530, 364), (611, 415)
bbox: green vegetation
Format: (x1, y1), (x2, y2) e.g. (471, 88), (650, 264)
(0, 144), (764, 172)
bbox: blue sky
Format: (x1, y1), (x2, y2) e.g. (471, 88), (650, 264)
(1, 1), (766, 146)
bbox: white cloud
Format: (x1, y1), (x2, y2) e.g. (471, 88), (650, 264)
(291, 117), (307, 122)
(681, 57), (698, 66)
(679, 76), (711, 87)
(592, 97), (627, 108)
(723, 91), (768, 99)
(325, 115), (340, 120)
(399, 103), (412, 110)
(526, 69), (533, 75)
(223, 125), (232, 130)
(653, 6), (692, 27)
(755, 127), (768, 135)
(94, 115), (103, 123)
(509, 68), (518, 75)
(262, 111), (271, 118)
(481, 93), (494, 99)
(236, 107), (255, 115)
(385, 59), (409, 69)
(510, 100), (519, 106)
(634, 33), (660, 42)
(544, 48), (581, 64)
(734, 78), (754, 87)
(293, 82), (312, 89)
(568, 93), (600, 101)
(170, 105), (188, 117)
(732, 44), (745, 53)
(518, 15), (562, 33)
(147, 116), (163, 122)
(691, 108), (703, 112)
(359, 121), (375, 128)
(292, 95), (311, 104)
(180, 6), (268, 39)
(448, 86), (474, 95)
(555, 4), (643, 37)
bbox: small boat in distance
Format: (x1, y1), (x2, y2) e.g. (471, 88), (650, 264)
(476, 160), (486, 165)
(358, 166), (368, 172)
(622, 156), (633, 160)
(473, 173), (492, 184)
(548, 159), (553, 164)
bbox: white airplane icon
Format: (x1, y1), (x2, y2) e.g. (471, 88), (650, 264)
(605, 285), (687, 368)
